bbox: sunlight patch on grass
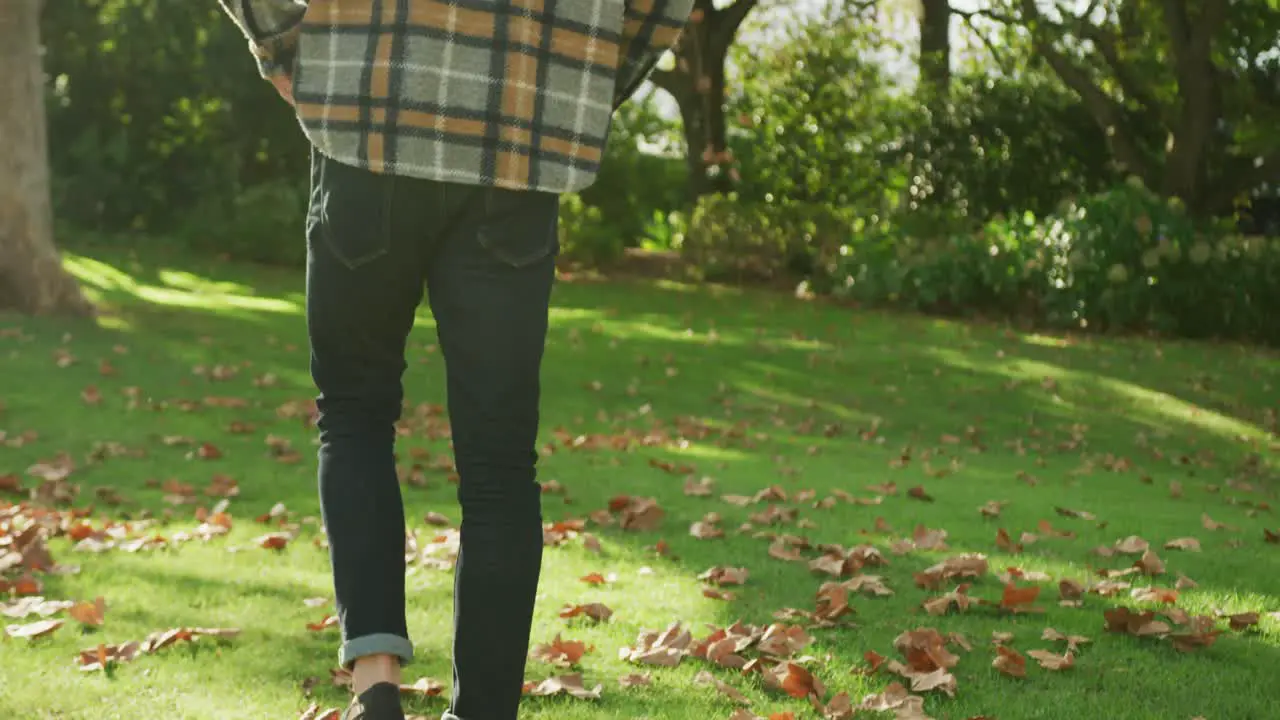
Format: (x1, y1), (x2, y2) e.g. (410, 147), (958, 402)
(156, 269), (258, 297)
(664, 442), (751, 463)
(1020, 333), (1074, 349)
(733, 376), (863, 422)
(548, 307), (608, 325)
(925, 348), (1268, 443)
(66, 255), (301, 315)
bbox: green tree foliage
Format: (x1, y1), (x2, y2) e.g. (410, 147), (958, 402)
(38, 0), (1280, 343)
(967, 0), (1280, 214)
(43, 0), (308, 233)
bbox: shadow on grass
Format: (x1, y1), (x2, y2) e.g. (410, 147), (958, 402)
(4, 249), (1280, 719)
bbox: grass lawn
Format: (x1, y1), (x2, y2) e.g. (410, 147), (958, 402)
(2, 240), (1278, 720)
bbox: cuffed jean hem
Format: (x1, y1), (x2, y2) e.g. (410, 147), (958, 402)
(338, 633), (414, 668)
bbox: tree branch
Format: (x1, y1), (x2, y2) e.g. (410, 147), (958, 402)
(955, 11), (1010, 72)
(647, 68), (685, 99)
(1019, 0), (1151, 181)
(1077, 22), (1162, 115)
(709, 0), (758, 53)
(1210, 149), (1280, 209)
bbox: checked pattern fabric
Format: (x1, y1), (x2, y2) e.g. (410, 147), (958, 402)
(220, 0), (692, 192)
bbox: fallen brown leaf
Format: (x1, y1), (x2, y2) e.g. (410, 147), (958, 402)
(4, 618), (63, 639)
(1000, 582), (1041, 611)
(1169, 616), (1222, 652)
(524, 673), (602, 699)
(306, 614), (339, 631)
(1026, 649), (1074, 670)
(1228, 612), (1259, 631)
(992, 646), (1026, 677)
(978, 500), (1004, 518)
(1104, 607), (1170, 637)
(1131, 587), (1179, 604)
(618, 673), (652, 687)
(700, 566), (749, 586)
(76, 640), (142, 671)
(559, 603), (613, 623)
(1135, 549), (1165, 575)
(531, 634), (590, 667)
(68, 597), (106, 626)
(694, 669), (751, 704)
(254, 532), (291, 550)
(907, 486), (933, 502)
(1163, 537), (1201, 552)
(1114, 536), (1149, 554)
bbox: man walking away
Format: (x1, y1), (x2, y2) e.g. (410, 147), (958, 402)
(216, 1), (693, 718)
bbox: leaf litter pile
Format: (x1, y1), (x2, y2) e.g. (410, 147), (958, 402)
(2, 303), (1280, 719)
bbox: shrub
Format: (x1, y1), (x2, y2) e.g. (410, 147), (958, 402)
(830, 181), (1280, 344)
(175, 179), (310, 267)
(558, 193), (625, 266)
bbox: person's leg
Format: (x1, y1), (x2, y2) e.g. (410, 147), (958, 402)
(305, 147), (435, 695)
(426, 185), (559, 720)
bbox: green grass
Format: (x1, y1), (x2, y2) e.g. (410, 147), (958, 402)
(1, 241), (1278, 720)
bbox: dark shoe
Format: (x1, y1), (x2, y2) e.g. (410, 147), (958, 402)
(340, 682), (405, 720)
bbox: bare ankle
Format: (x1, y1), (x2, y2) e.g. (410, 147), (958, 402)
(351, 654), (402, 695)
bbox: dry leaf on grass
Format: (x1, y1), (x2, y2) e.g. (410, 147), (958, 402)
(764, 661), (826, 702)
(254, 532), (292, 550)
(0, 596), (73, 619)
(992, 646), (1026, 677)
(684, 476), (715, 496)
(76, 640), (142, 671)
(922, 584), (973, 616)
(524, 673), (602, 699)
(615, 496), (664, 531)
(559, 603), (613, 623)
(1041, 628), (1090, 651)
(700, 566), (750, 586)
(694, 670), (751, 704)
(618, 673), (651, 687)
(306, 614), (339, 631)
(1104, 607), (1171, 637)
(907, 486), (933, 502)
(978, 500), (1005, 517)
(4, 618), (64, 639)
(999, 582), (1042, 612)
(913, 554), (988, 590)
(531, 634), (590, 667)
(1131, 587), (1179, 604)
(856, 682), (929, 717)
(1114, 535), (1149, 554)
(1026, 649), (1074, 670)
(619, 622), (691, 667)
(1201, 513), (1231, 531)
(1164, 537), (1201, 552)
(1227, 612), (1259, 631)
(1169, 616), (1223, 652)
(399, 677), (445, 697)
(1134, 549), (1165, 575)
(297, 704), (341, 720)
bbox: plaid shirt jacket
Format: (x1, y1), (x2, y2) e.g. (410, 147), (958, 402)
(218, 0), (692, 193)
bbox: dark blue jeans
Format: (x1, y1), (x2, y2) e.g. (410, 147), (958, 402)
(305, 148), (554, 720)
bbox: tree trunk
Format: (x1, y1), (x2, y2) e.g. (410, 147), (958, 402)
(1159, 0), (1226, 214)
(651, 0), (756, 199)
(919, 0), (951, 99)
(0, 0), (93, 316)
(672, 56), (730, 198)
